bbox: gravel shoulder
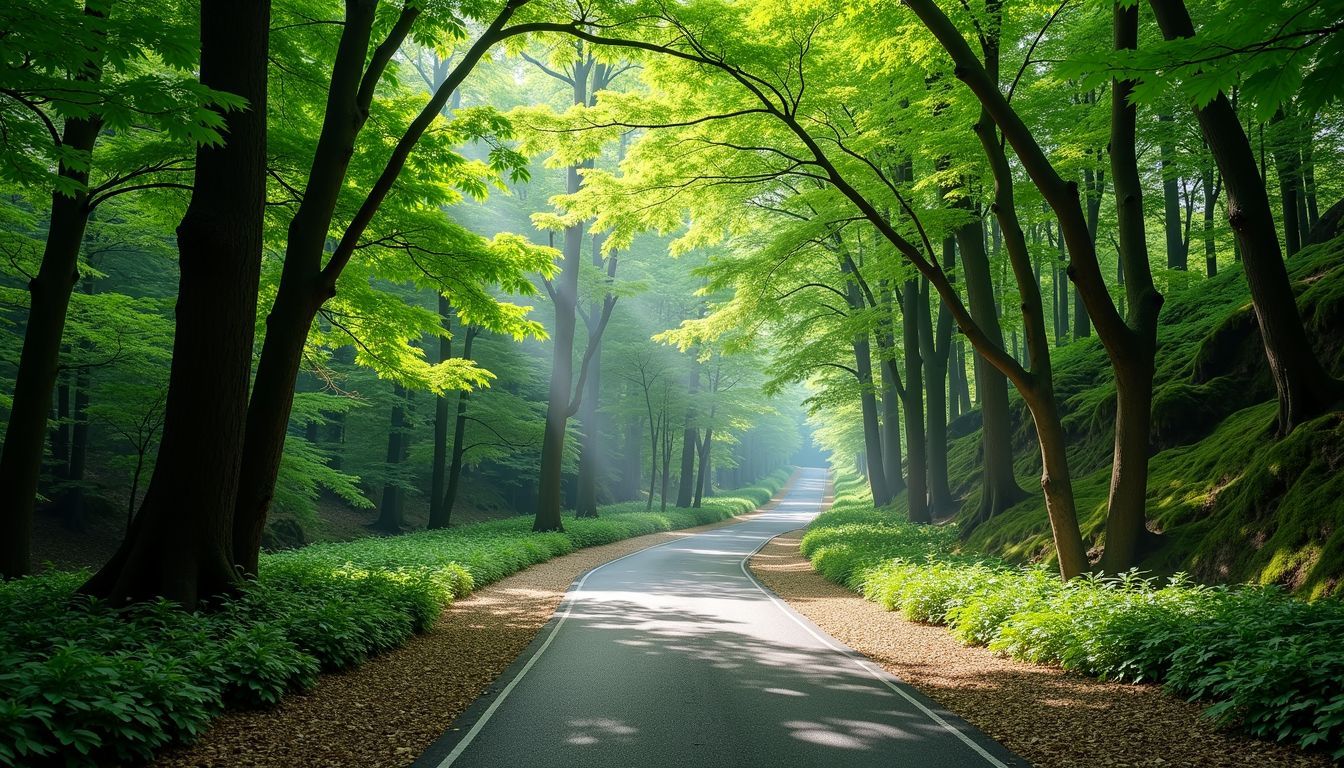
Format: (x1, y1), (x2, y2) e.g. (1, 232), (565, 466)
(748, 529), (1334, 768)
(150, 493), (790, 768)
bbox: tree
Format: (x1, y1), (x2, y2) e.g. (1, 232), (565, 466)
(0, 0), (219, 578)
(1142, 0), (1344, 434)
(80, 0), (271, 608)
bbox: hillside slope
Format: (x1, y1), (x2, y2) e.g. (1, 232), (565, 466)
(948, 236), (1344, 597)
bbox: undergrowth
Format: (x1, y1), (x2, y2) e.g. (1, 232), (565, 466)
(0, 468), (791, 766)
(801, 475), (1344, 760)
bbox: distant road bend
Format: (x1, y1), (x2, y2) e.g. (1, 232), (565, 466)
(416, 467), (1027, 768)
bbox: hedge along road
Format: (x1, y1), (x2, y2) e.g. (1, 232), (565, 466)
(415, 467), (1027, 768)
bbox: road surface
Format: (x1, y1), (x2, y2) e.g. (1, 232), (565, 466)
(415, 467), (1026, 768)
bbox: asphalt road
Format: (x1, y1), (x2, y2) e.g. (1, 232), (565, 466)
(416, 467), (1026, 768)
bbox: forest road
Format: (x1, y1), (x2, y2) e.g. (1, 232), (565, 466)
(414, 467), (1027, 768)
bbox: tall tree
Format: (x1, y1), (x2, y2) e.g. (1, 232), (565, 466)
(80, 0), (270, 607)
(1146, 0), (1344, 434)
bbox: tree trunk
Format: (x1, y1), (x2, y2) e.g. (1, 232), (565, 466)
(1202, 158), (1219, 277)
(1270, 110), (1303, 257)
(374, 386), (408, 533)
(878, 348), (905, 498)
(693, 427), (712, 507)
(0, 87), (102, 578)
(429, 297), (453, 527)
(954, 215), (1027, 522)
(64, 360), (92, 531)
(659, 417), (673, 512)
(901, 280), (930, 524)
(675, 356), (699, 507)
(231, 0), (398, 570)
(1159, 115), (1189, 270)
(80, 0), (269, 608)
(1099, 4), (1162, 573)
(439, 330), (475, 527)
(1148, 0), (1343, 434)
(1301, 112), (1319, 228)
(919, 249), (955, 517)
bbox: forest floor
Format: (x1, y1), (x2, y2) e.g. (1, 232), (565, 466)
(748, 530), (1334, 768)
(149, 496), (790, 768)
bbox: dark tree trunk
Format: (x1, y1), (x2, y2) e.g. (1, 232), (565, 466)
(231, 0), (514, 570)
(64, 361), (92, 531)
(374, 386), (409, 533)
(1159, 115), (1189, 270)
(955, 339), (971, 412)
(693, 427), (712, 507)
(878, 346), (905, 498)
(1149, 0), (1343, 433)
(52, 372), (71, 479)
(659, 415), (673, 512)
(429, 298), (454, 528)
(1301, 113), (1319, 228)
(80, 0), (269, 608)
(1100, 3), (1162, 574)
(855, 333), (892, 507)
(0, 33), (103, 577)
(439, 331), (476, 528)
(1202, 157), (1220, 277)
(954, 215), (1027, 521)
(920, 245), (955, 517)
(901, 280), (930, 524)
(675, 356), (699, 507)
(1270, 110), (1303, 257)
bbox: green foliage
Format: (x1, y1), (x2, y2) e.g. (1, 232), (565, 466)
(801, 496), (1344, 759)
(0, 469), (790, 765)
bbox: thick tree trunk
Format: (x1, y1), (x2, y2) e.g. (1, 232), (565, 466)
(231, 0), (395, 570)
(0, 113), (102, 579)
(535, 164), (583, 531)
(1149, 0), (1343, 433)
(954, 216), (1027, 522)
(80, 0), (269, 608)
(1098, 3), (1162, 574)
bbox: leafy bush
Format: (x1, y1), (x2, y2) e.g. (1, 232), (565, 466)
(0, 468), (791, 766)
(801, 486), (1344, 759)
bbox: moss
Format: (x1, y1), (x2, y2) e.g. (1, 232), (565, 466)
(951, 234), (1344, 597)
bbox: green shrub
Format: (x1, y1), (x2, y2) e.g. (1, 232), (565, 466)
(0, 468), (792, 766)
(801, 497), (1344, 759)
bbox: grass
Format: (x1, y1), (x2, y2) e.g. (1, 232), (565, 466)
(0, 468), (792, 766)
(800, 474), (1344, 759)
(946, 235), (1344, 595)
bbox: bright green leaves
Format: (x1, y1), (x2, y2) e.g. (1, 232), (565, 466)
(0, 0), (237, 191)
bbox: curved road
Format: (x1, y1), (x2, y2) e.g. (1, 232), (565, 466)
(415, 467), (1026, 768)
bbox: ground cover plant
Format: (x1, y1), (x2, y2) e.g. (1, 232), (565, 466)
(800, 474), (1344, 759)
(0, 469), (789, 766)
